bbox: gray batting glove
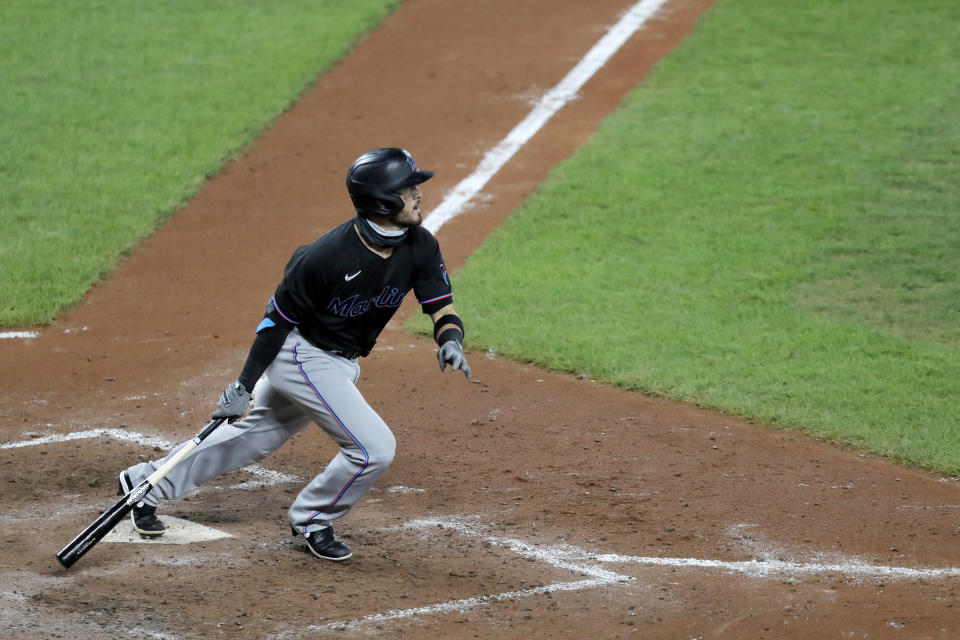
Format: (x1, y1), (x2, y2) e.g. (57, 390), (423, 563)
(437, 340), (471, 379)
(212, 379), (252, 423)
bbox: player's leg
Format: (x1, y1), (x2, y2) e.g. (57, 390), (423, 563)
(120, 375), (310, 534)
(268, 338), (396, 557)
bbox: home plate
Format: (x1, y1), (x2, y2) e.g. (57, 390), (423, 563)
(103, 516), (232, 545)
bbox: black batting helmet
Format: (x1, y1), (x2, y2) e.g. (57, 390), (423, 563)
(346, 148), (435, 217)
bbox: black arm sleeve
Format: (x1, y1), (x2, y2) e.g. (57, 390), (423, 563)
(236, 307), (295, 393)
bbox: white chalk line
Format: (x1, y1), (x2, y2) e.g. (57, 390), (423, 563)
(385, 485), (427, 494)
(0, 427), (298, 489)
(422, 0), (669, 234)
(405, 517), (626, 581)
(0, 331), (38, 339)
(277, 515), (960, 636)
(278, 517), (628, 638)
(1, 326), (88, 339)
(413, 516), (960, 581)
(592, 552), (960, 581)
(296, 578), (617, 636)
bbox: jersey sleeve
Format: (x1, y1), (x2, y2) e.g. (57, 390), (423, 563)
(412, 231), (454, 315)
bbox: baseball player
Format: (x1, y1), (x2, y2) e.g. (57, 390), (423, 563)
(116, 148), (471, 561)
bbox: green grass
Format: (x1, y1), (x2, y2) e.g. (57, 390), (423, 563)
(5, 0), (958, 475)
(425, 0), (960, 473)
(0, 0), (397, 326)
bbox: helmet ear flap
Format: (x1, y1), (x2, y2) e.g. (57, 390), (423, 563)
(370, 189), (405, 217)
(348, 186), (404, 217)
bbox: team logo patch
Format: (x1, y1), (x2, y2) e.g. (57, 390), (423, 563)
(403, 149), (417, 171)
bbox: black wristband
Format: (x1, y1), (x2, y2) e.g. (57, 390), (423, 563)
(433, 313), (464, 345)
(436, 327), (463, 346)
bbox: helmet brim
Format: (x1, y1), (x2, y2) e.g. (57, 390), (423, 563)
(398, 169), (435, 189)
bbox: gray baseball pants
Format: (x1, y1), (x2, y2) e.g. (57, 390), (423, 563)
(124, 330), (396, 534)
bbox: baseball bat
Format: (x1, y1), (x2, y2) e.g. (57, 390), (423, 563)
(56, 417), (227, 568)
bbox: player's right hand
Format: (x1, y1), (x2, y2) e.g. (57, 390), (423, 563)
(437, 340), (471, 379)
(212, 379), (252, 423)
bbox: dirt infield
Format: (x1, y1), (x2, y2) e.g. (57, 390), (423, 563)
(2, 0), (958, 638)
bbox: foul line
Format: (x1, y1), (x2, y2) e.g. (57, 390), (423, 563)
(2, 0), (663, 335)
(279, 515), (960, 636)
(3, 0), (662, 334)
(422, 0), (669, 234)
(0, 428), (298, 489)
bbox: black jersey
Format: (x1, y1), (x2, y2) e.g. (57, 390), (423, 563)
(270, 219), (452, 357)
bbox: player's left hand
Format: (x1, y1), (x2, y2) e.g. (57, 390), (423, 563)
(212, 379), (252, 423)
(437, 340), (471, 379)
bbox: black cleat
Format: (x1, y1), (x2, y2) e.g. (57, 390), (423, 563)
(117, 471), (166, 538)
(290, 524), (352, 561)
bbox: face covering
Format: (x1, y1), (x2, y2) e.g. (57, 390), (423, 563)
(355, 215), (408, 248)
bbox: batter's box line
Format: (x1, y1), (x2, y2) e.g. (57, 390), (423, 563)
(407, 516), (960, 582)
(292, 577), (621, 637)
(270, 516), (631, 638)
(0, 427), (299, 489)
(274, 515), (960, 637)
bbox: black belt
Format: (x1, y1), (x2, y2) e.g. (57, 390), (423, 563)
(297, 330), (361, 360)
(328, 348), (361, 360)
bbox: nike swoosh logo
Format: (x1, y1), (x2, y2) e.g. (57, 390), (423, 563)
(345, 270), (361, 281)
